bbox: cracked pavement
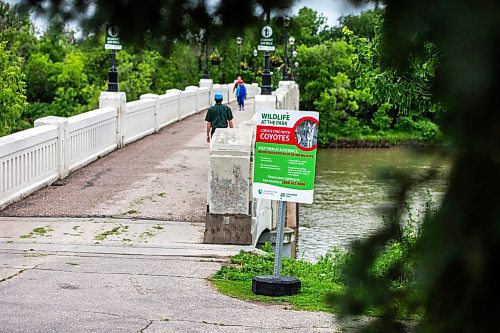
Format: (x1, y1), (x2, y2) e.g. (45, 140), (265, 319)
(0, 249), (338, 333)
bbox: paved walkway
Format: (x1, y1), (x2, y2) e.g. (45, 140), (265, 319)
(0, 100), (254, 222)
(0, 98), (340, 332)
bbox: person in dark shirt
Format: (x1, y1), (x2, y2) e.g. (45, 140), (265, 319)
(205, 92), (234, 142)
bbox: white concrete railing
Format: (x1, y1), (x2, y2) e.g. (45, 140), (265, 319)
(66, 107), (118, 173)
(206, 81), (300, 246)
(0, 126), (60, 208)
(0, 79), (247, 210)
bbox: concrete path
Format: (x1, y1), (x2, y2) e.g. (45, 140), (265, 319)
(0, 216), (339, 333)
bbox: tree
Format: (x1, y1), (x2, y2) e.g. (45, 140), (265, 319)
(332, 8), (384, 40)
(288, 7), (329, 47)
(0, 41), (27, 136)
(332, 0), (500, 332)
(0, 1), (36, 58)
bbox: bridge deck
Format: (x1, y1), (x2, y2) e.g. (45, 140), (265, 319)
(0, 99), (255, 224)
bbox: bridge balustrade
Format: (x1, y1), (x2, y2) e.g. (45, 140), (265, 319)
(0, 126), (60, 209)
(124, 99), (156, 145)
(66, 107), (118, 173)
(0, 80), (228, 210)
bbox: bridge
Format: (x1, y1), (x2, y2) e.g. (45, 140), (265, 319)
(0, 79), (301, 254)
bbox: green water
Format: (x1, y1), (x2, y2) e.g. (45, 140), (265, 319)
(297, 148), (449, 262)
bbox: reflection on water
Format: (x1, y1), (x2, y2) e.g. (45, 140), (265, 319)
(297, 148), (449, 262)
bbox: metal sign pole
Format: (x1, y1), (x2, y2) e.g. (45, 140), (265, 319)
(273, 200), (286, 278)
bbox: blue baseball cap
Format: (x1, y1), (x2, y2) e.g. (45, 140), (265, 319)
(214, 92), (224, 100)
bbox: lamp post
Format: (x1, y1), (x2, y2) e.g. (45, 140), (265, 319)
(236, 36), (243, 76)
(261, 9), (272, 95)
(253, 49), (258, 82)
(282, 16), (290, 81)
(107, 50), (118, 92)
(203, 34), (210, 79)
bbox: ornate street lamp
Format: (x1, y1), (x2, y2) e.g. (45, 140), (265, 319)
(236, 36), (243, 76)
(253, 48), (258, 82)
(261, 9), (272, 95)
(282, 16), (290, 81)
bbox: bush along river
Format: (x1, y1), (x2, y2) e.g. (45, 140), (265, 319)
(297, 148), (449, 262)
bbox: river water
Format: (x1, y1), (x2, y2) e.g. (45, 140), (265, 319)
(297, 148), (449, 262)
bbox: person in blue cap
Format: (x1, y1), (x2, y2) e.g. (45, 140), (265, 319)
(205, 92), (234, 142)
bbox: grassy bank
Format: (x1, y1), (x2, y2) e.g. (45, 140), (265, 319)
(211, 242), (424, 321)
(211, 244), (348, 313)
(323, 131), (447, 148)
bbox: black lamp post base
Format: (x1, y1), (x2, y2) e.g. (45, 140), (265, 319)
(252, 275), (301, 296)
(107, 82), (118, 92)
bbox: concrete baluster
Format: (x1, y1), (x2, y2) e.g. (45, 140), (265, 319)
(211, 84), (222, 105)
(254, 94), (277, 114)
(199, 79), (213, 105)
(140, 93), (160, 132)
(99, 92), (127, 148)
(34, 116), (69, 178)
(185, 86), (199, 115)
(165, 89), (182, 122)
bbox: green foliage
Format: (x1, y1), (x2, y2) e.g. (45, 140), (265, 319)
(0, 42), (27, 136)
(372, 102), (393, 131)
(336, 8), (385, 40)
(289, 7), (328, 47)
(0, 1), (36, 58)
(0, 14), (201, 135)
(293, 11), (443, 146)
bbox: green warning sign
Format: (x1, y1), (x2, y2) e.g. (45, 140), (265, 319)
(253, 109), (319, 204)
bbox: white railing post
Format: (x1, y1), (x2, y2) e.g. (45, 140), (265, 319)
(140, 93), (160, 132)
(34, 116), (69, 178)
(166, 89), (182, 121)
(185, 86), (199, 115)
(199, 79), (213, 94)
(99, 91), (127, 148)
(254, 94), (277, 114)
(199, 79), (213, 111)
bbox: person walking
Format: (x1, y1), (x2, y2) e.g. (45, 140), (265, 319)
(232, 75), (242, 94)
(205, 92), (234, 142)
(235, 80), (247, 111)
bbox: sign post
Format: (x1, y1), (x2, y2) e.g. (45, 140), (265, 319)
(252, 109), (319, 296)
